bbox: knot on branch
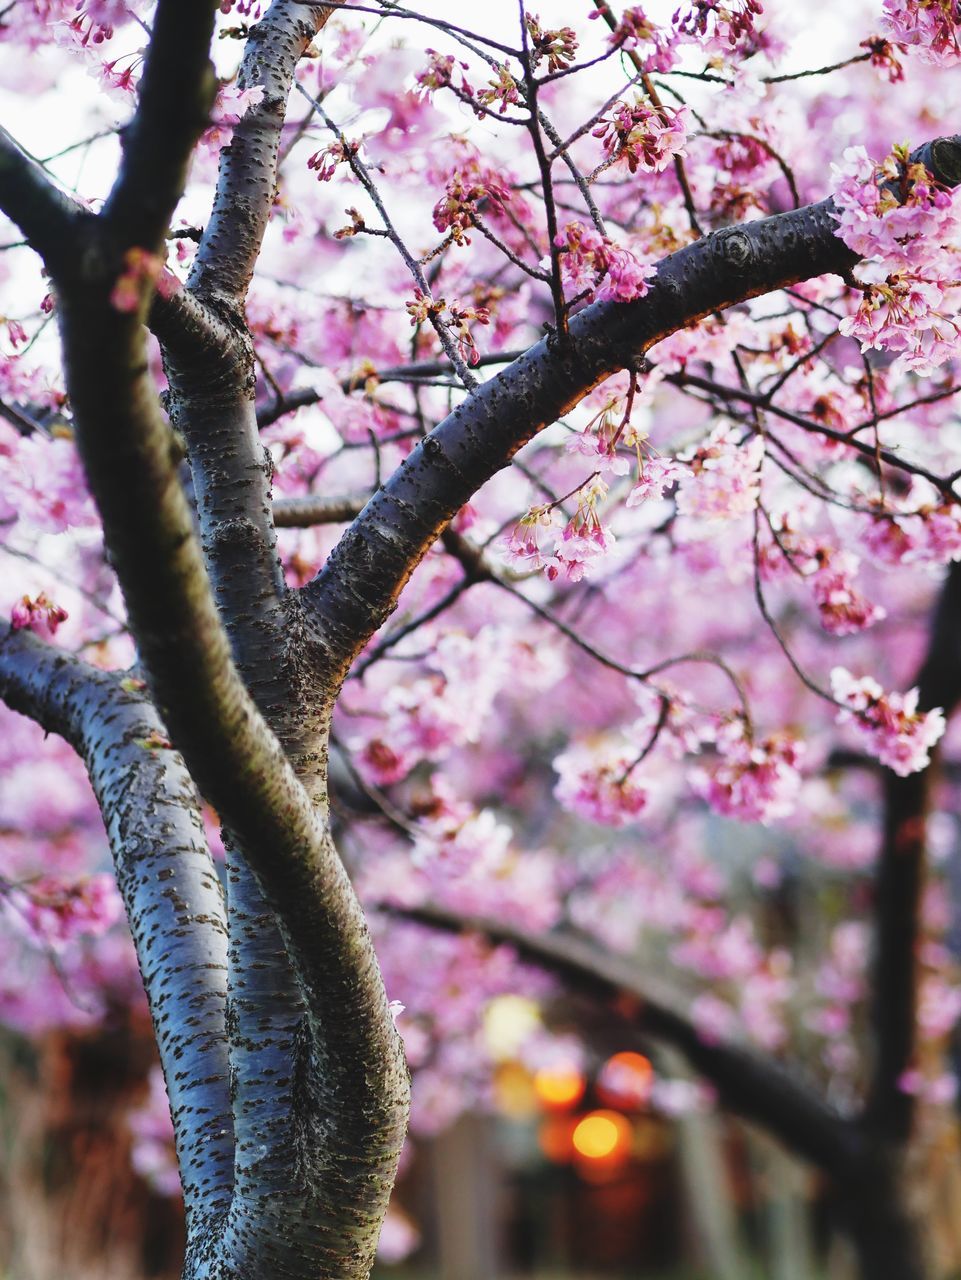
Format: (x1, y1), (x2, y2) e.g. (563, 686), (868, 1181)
(925, 136), (961, 189)
(712, 227), (756, 273)
(209, 514), (262, 549)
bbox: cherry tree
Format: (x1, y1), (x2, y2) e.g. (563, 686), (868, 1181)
(2, 1), (961, 1277)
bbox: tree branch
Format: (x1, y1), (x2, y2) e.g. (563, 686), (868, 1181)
(298, 189), (853, 683)
(101, 0), (219, 249)
(40, 4), (407, 1272)
(667, 368), (958, 498)
(0, 126), (233, 366)
(274, 494), (367, 526)
(300, 134), (961, 688)
(396, 904), (865, 1177)
(188, 1), (339, 304)
(60, 180), (406, 1280)
(162, 0), (343, 718)
(0, 125), (89, 274)
(255, 349), (525, 429)
(0, 628), (233, 1228)
(155, 12), (373, 1250)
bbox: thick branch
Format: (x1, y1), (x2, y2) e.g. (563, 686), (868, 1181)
(0, 628), (233, 1227)
(274, 494), (367, 526)
(188, 1), (338, 303)
(399, 904), (864, 1177)
(157, 11), (365, 1243)
(0, 122), (231, 364)
(102, 0), (219, 249)
(866, 562), (961, 1142)
(301, 193), (854, 683)
(149, 282), (241, 368)
(0, 125), (89, 274)
(59, 270), (405, 1276)
(301, 135), (961, 688)
(163, 0), (343, 743)
(49, 8), (408, 1257)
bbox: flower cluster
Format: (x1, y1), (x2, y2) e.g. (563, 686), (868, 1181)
(351, 630), (511, 787)
(447, 300), (491, 366)
(307, 138), (359, 183)
(0, 427), (96, 532)
(592, 98), (691, 174)
(860, 34), (905, 82)
(524, 14), (578, 72)
(881, 0), (961, 66)
(554, 221), (655, 304)
(804, 547), (885, 636)
(432, 160), (511, 244)
(202, 82), (265, 153)
(860, 483), (961, 568)
(675, 423), (763, 521)
(832, 145), (961, 372)
(554, 738), (649, 827)
(551, 477), (617, 582)
(11, 592), (68, 639)
(767, 503), (894, 635)
(9, 872), (123, 950)
(565, 394), (635, 475)
(476, 64), (521, 115)
(672, 0), (764, 53)
(805, 923), (867, 1061)
(563, 389), (683, 506)
(110, 246), (165, 313)
(627, 454), (682, 506)
(692, 724), (804, 823)
(416, 49), (473, 100)
(592, 6), (677, 71)
(502, 505), (558, 574)
(501, 478), (619, 583)
(831, 667), (946, 776)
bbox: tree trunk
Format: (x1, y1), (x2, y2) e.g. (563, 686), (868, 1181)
(840, 1161), (929, 1280)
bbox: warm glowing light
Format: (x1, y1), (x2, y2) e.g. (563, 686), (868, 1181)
(493, 1062), (537, 1119)
(482, 995), (541, 1061)
(572, 1110), (632, 1160)
(533, 1064), (586, 1110)
(596, 1051), (654, 1110)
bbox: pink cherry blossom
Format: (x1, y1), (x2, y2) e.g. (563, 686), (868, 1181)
(675, 424), (763, 521)
(627, 454), (682, 505)
(553, 738), (649, 827)
(591, 6), (677, 71)
(10, 592), (68, 639)
(9, 871), (123, 950)
(807, 548), (886, 636)
(692, 726), (804, 823)
(832, 144), (961, 372)
(202, 83), (266, 152)
(592, 98), (691, 175)
(554, 221), (655, 305)
(881, 0), (961, 65)
(830, 668), (946, 776)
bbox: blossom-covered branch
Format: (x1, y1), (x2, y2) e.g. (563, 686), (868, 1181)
(394, 903), (865, 1176)
(302, 134), (961, 688)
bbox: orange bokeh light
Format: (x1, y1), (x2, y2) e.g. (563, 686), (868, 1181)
(596, 1051), (654, 1110)
(572, 1110), (632, 1160)
(533, 1064), (586, 1110)
(538, 1114), (578, 1163)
